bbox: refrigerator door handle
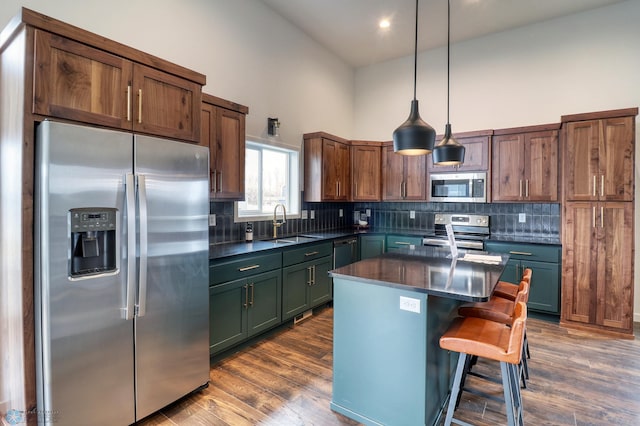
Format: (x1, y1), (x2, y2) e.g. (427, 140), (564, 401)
(137, 174), (149, 317)
(124, 173), (137, 320)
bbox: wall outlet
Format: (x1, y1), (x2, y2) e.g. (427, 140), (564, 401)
(310, 210), (315, 219)
(339, 208), (343, 217)
(209, 214), (216, 226)
(301, 210), (308, 219)
(409, 210), (415, 219)
(519, 213), (526, 223)
(366, 209), (371, 217)
(399, 296), (421, 314)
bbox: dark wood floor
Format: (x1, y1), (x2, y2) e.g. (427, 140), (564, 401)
(138, 307), (640, 425)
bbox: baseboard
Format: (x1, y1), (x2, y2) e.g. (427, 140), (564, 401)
(635, 312), (640, 324)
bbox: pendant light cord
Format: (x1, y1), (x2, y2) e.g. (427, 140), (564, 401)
(446, 0), (451, 125)
(413, 0), (418, 101)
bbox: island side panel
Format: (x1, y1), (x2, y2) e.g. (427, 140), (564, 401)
(331, 277), (460, 425)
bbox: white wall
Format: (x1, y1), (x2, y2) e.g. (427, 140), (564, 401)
(354, 0), (640, 322)
(0, 0), (355, 148)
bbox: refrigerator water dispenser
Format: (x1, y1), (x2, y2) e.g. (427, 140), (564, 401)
(70, 208), (117, 277)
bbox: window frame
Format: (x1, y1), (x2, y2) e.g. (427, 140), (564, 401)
(234, 138), (301, 223)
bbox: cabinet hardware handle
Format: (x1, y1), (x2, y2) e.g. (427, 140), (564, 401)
(593, 175), (597, 197)
(600, 206), (604, 228)
(218, 172), (223, 192)
(243, 284), (248, 308)
(525, 179), (529, 198)
(211, 170), (217, 193)
(238, 264), (260, 272)
(395, 242), (411, 245)
(519, 180), (523, 198)
(593, 206), (596, 228)
(509, 251), (532, 256)
(312, 265), (316, 285)
(137, 89), (142, 124)
(600, 175), (604, 198)
(336, 181), (339, 196)
(127, 85), (131, 121)
(305, 251), (320, 257)
(307, 266), (313, 286)
(354, 182), (358, 197)
(249, 283), (254, 306)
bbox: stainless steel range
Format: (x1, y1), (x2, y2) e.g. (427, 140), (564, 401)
(422, 213), (490, 251)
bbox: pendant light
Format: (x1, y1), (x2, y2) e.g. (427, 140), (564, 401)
(432, 0), (465, 166)
(393, 0), (436, 156)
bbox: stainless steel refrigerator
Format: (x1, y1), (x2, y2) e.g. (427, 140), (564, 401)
(35, 120), (210, 425)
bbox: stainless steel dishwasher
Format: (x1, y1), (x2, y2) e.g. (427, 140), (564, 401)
(333, 237), (359, 269)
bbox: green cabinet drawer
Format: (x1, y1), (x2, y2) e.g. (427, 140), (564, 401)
(282, 241), (332, 267)
(484, 241), (561, 263)
(386, 234), (423, 252)
(210, 251), (282, 285)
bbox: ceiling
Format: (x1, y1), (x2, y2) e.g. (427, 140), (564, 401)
(259, 0), (627, 68)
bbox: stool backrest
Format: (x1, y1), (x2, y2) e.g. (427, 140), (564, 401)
(507, 301), (527, 362)
(515, 279), (530, 305)
(521, 268), (532, 285)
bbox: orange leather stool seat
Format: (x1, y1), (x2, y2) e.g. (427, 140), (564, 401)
(440, 302), (527, 426)
(493, 268), (532, 300)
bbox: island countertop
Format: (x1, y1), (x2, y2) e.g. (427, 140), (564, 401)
(329, 246), (509, 302)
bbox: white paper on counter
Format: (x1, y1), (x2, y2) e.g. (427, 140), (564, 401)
(445, 224), (458, 258)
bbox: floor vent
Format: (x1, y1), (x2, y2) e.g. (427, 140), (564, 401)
(293, 309), (313, 325)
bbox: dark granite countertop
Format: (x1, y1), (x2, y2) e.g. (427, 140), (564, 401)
(329, 246), (509, 302)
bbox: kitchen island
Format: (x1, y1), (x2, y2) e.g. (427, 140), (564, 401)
(328, 247), (508, 426)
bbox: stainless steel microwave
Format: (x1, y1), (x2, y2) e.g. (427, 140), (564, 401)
(429, 172), (487, 203)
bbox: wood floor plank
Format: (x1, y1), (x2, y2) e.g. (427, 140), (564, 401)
(138, 307), (640, 426)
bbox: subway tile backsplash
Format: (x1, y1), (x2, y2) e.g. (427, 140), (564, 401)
(209, 200), (561, 245)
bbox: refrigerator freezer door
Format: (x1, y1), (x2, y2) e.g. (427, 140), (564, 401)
(35, 121), (136, 425)
(133, 135), (210, 420)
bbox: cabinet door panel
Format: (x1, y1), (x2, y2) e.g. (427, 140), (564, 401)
(336, 142), (350, 200)
(247, 270), (281, 337)
(209, 279), (248, 354)
(562, 203), (597, 324)
(215, 108), (245, 199)
(497, 259), (520, 284)
(564, 121), (600, 201)
(322, 140), (339, 200)
(33, 30), (132, 129)
(523, 260), (560, 314)
(282, 264), (311, 320)
(352, 145), (381, 201)
(596, 203), (633, 330)
(360, 235), (385, 259)
(429, 136), (489, 172)
(600, 117), (634, 201)
(133, 63), (201, 142)
(526, 131), (558, 201)
(492, 134), (525, 201)
(309, 257), (332, 307)
(382, 145), (404, 200)
(404, 155), (427, 200)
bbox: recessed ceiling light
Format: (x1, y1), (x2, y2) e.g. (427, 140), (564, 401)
(379, 19), (390, 29)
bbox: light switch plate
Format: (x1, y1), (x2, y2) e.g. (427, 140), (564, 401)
(339, 209), (343, 217)
(209, 214), (216, 226)
(409, 210), (415, 219)
(301, 210), (308, 219)
(310, 210), (315, 219)
(519, 213), (526, 223)
(366, 209), (371, 217)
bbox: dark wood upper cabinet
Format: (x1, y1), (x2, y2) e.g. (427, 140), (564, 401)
(428, 130), (491, 173)
(382, 143), (427, 201)
(201, 94), (248, 200)
(563, 116), (634, 202)
(33, 28), (202, 142)
(304, 132), (350, 202)
(350, 141), (382, 201)
(492, 124), (559, 202)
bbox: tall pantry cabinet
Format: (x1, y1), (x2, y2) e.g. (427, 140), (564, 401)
(560, 108), (637, 336)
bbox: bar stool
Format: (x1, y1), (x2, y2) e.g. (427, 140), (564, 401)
(493, 268), (532, 301)
(440, 301), (527, 426)
(458, 278), (530, 389)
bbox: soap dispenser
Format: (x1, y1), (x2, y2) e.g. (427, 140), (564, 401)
(245, 222), (253, 242)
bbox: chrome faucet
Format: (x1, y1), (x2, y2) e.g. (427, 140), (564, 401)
(273, 203), (287, 238)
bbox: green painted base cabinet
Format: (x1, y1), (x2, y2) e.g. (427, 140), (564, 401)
(484, 241), (561, 314)
(209, 252), (283, 355)
(359, 234), (385, 259)
(282, 242), (333, 320)
(385, 234), (423, 251)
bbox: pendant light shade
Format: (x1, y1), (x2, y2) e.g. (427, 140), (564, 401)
(433, 0), (465, 166)
(393, 0), (436, 155)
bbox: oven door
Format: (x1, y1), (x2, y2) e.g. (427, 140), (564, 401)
(429, 172), (487, 203)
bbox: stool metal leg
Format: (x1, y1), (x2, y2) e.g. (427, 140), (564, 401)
(500, 361), (518, 426)
(445, 353), (468, 426)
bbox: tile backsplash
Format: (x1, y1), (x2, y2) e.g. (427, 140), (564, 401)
(209, 200), (560, 245)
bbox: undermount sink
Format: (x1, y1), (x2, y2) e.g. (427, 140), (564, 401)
(268, 236), (319, 245)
